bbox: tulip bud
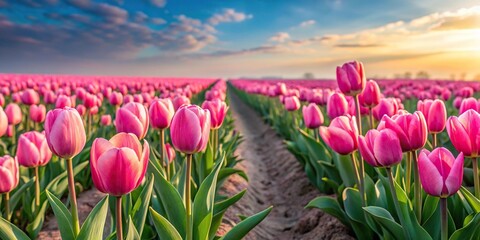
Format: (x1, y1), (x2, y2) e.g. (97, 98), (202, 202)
(336, 61), (366, 96)
(326, 92), (348, 119)
(21, 89), (40, 105)
(55, 95), (73, 109)
(0, 107), (8, 137)
(417, 99), (446, 133)
(29, 104), (46, 123)
(358, 129), (403, 167)
(165, 143), (176, 164)
(418, 148), (463, 197)
(115, 102), (149, 139)
(359, 80), (381, 107)
(173, 95), (191, 111)
(170, 105), (211, 154)
(319, 115), (358, 155)
(5, 103), (22, 125)
(284, 96), (300, 111)
(100, 115), (112, 126)
(459, 97), (479, 114)
(0, 156), (19, 193)
(91, 133), (149, 196)
(302, 103), (324, 129)
(446, 109), (480, 157)
(378, 111), (428, 152)
(149, 98), (175, 130)
(44, 108), (86, 159)
(109, 92), (123, 106)
(16, 131), (52, 167)
(202, 99), (229, 129)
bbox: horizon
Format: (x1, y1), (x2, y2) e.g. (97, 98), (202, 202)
(1, 0), (479, 79)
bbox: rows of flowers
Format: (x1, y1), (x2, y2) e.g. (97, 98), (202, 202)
(230, 63), (480, 240)
(0, 74), (270, 240)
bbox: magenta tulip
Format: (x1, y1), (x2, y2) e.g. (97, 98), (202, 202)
(327, 92), (348, 119)
(91, 133), (149, 196)
(358, 129), (403, 167)
(165, 143), (176, 164)
(56, 95), (73, 109)
(284, 96), (300, 111)
(446, 109), (480, 157)
(44, 107), (86, 159)
(16, 131), (52, 167)
(459, 97), (479, 114)
(21, 89), (40, 105)
(373, 98), (398, 121)
(418, 148), (464, 197)
(201, 99), (229, 129)
(359, 80), (381, 107)
(417, 99), (446, 133)
(319, 115), (358, 155)
(336, 61), (366, 96)
(379, 111), (428, 152)
(149, 98), (175, 129)
(170, 105), (211, 154)
(109, 92), (123, 106)
(173, 95), (191, 111)
(29, 104), (46, 123)
(100, 115), (112, 126)
(302, 103), (324, 129)
(0, 156), (19, 194)
(115, 102), (149, 140)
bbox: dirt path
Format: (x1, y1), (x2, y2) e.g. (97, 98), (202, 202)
(219, 92), (353, 240)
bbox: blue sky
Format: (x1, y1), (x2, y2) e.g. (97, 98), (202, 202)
(1, 0), (479, 79)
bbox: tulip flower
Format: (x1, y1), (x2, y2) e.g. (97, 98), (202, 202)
(109, 91), (123, 107)
(91, 132), (149, 240)
(326, 92), (348, 119)
(459, 97), (479, 114)
(170, 104), (210, 240)
(319, 115), (358, 155)
(0, 107), (8, 138)
(44, 107), (86, 235)
(115, 102), (149, 140)
(373, 98), (398, 121)
(100, 115), (112, 126)
(29, 104), (46, 124)
(173, 95), (191, 111)
(21, 89), (40, 105)
(149, 98), (175, 130)
(55, 95), (73, 109)
(284, 96), (300, 111)
(418, 148), (464, 240)
(201, 99), (228, 129)
(336, 61), (366, 96)
(0, 155), (19, 221)
(358, 129), (403, 168)
(5, 103), (22, 126)
(165, 143), (176, 165)
(302, 103), (324, 130)
(17, 131), (52, 207)
(417, 99), (446, 148)
(447, 109), (480, 198)
(359, 80), (381, 108)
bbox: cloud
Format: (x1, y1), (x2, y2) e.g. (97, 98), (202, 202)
(134, 11), (148, 23)
(151, 17), (166, 25)
(269, 32), (290, 42)
(432, 14), (480, 31)
(147, 0), (166, 8)
(334, 43), (384, 48)
(299, 20), (315, 27)
(207, 8), (252, 25)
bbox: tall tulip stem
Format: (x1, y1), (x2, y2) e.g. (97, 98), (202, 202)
(473, 157), (480, 198)
(440, 197), (448, 240)
(34, 166), (40, 208)
(387, 167), (410, 239)
(116, 196), (123, 240)
(432, 133), (437, 149)
(413, 150), (422, 221)
(350, 153), (364, 206)
(66, 158), (80, 236)
(354, 95), (366, 205)
(368, 107), (374, 130)
(185, 154), (193, 240)
(4, 192), (10, 221)
(406, 152), (412, 195)
(354, 95), (363, 135)
(160, 129), (168, 180)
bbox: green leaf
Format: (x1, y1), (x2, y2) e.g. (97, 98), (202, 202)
(26, 200), (48, 239)
(0, 217), (31, 240)
(131, 174), (154, 236)
(209, 190), (247, 240)
(449, 212), (480, 240)
(125, 216), (141, 240)
(77, 196), (109, 240)
(45, 191), (75, 240)
(10, 178), (35, 214)
(148, 160), (186, 238)
(218, 206), (272, 240)
(459, 186), (480, 213)
(363, 206), (405, 240)
(306, 196), (348, 226)
(149, 208), (182, 240)
(192, 158), (224, 240)
(342, 187), (373, 239)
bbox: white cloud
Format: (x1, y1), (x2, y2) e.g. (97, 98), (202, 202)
(299, 20), (315, 27)
(207, 8), (252, 25)
(269, 32), (290, 42)
(149, 0), (166, 8)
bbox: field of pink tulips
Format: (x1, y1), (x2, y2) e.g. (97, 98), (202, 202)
(1, 60), (480, 240)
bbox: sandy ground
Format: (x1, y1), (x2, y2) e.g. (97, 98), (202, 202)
(217, 92), (354, 240)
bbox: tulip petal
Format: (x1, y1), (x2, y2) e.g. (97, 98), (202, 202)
(447, 116), (472, 156)
(418, 151), (444, 196)
(110, 133), (142, 159)
(374, 130), (403, 167)
(0, 167), (15, 193)
(170, 108), (202, 154)
(320, 127), (355, 155)
(115, 108), (144, 138)
(445, 153), (464, 196)
(358, 135), (378, 167)
(136, 141), (150, 187)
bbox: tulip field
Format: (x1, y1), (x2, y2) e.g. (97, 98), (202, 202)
(0, 61), (480, 240)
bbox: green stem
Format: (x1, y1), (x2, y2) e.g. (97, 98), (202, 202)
(160, 129), (168, 181)
(413, 151), (422, 222)
(185, 154), (192, 240)
(387, 167), (410, 239)
(34, 167), (40, 208)
(440, 197), (448, 240)
(406, 152), (412, 196)
(4, 192), (10, 221)
(354, 95), (363, 135)
(369, 107), (374, 130)
(473, 157), (480, 198)
(432, 133), (437, 149)
(354, 95), (366, 205)
(66, 158), (80, 236)
(116, 196), (123, 240)
(350, 153), (364, 206)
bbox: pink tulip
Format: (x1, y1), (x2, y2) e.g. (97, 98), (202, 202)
(16, 131), (52, 167)
(149, 98), (175, 130)
(90, 133), (149, 196)
(109, 92), (123, 106)
(101, 115), (112, 126)
(201, 99), (229, 129)
(319, 115), (358, 155)
(76, 104), (86, 116)
(45, 108), (86, 159)
(327, 92), (348, 119)
(379, 111), (428, 152)
(170, 105), (211, 154)
(459, 97), (479, 114)
(5, 103), (22, 125)
(0, 107), (8, 137)
(358, 129), (403, 167)
(336, 61), (366, 96)
(359, 80), (381, 107)
(417, 99), (446, 133)
(372, 98), (398, 121)
(284, 96), (300, 111)
(173, 95), (191, 111)
(446, 109), (480, 157)
(21, 89), (40, 105)
(115, 102), (149, 139)
(6, 125), (13, 137)
(56, 95), (73, 109)
(453, 97), (462, 110)
(29, 104), (46, 123)
(165, 143), (176, 164)
(0, 94), (4, 107)
(0, 156), (19, 193)
(302, 103), (324, 129)
(418, 148), (464, 197)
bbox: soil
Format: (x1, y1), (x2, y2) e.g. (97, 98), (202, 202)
(217, 92), (354, 240)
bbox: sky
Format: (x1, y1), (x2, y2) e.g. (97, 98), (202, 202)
(1, 0), (480, 79)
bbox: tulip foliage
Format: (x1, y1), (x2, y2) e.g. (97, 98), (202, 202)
(0, 75), (270, 240)
(231, 63), (480, 240)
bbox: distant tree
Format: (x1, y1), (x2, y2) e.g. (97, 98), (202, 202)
(416, 71), (430, 79)
(404, 72), (412, 79)
(450, 74), (456, 80)
(459, 72), (466, 80)
(303, 72), (315, 79)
